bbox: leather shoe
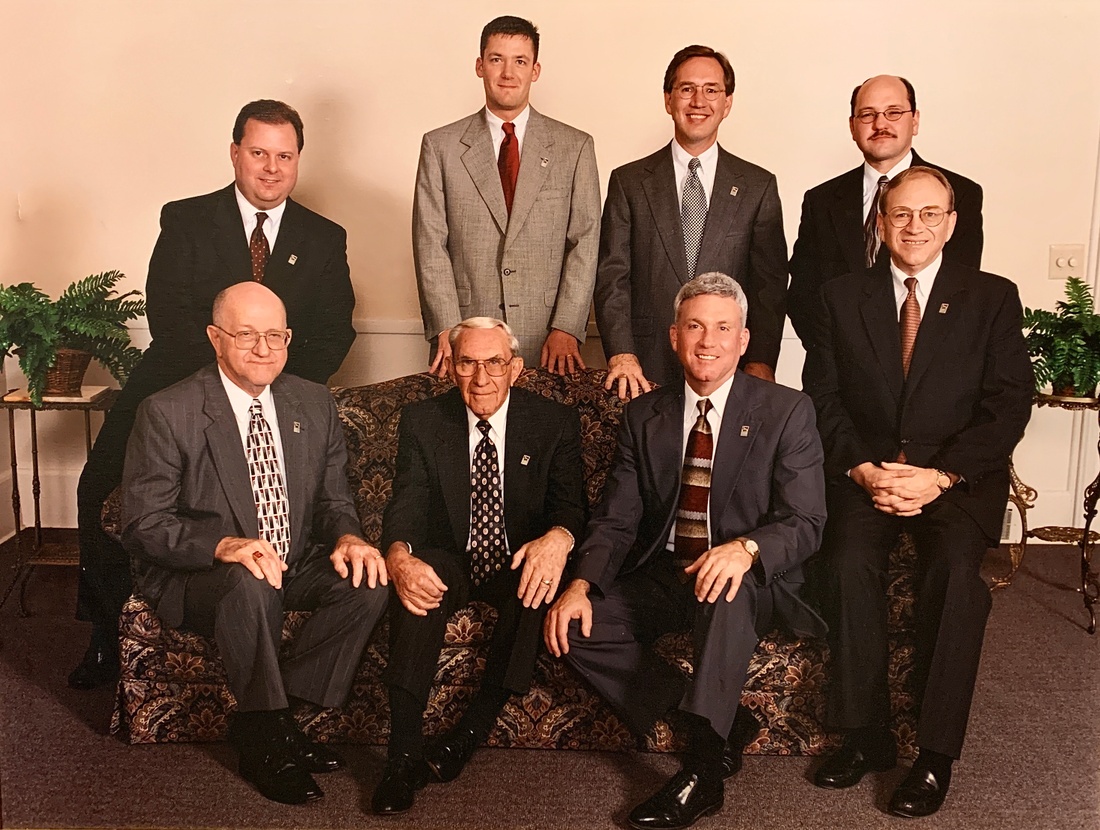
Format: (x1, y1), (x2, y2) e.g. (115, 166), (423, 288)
(627, 768), (723, 830)
(720, 707), (763, 779)
(277, 713), (345, 773)
(425, 727), (480, 783)
(888, 767), (949, 818)
(67, 643), (119, 690)
(813, 737), (896, 789)
(371, 754), (429, 815)
(238, 737), (323, 804)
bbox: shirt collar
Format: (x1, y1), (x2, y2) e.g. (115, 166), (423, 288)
(465, 392), (511, 439)
(217, 365), (275, 419)
(862, 149), (913, 194)
(671, 138), (719, 173)
(485, 105), (530, 133)
(234, 184), (287, 229)
(890, 252), (944, 294)
(683, 371), (735, 424)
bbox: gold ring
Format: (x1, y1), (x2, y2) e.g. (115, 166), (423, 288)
(541, 579), (553, 586)
(252, 550), (263, 561)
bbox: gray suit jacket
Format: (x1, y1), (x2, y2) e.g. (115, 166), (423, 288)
(594, 143), (788, 384)
(413, 107), (601, 364)
(121, 365), (362, 628)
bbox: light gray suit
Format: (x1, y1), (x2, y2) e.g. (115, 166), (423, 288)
(413, 106), (601, 364)
(121, 365), (387, 711)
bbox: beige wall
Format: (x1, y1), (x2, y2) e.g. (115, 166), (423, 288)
(2, 0), (1099, 533)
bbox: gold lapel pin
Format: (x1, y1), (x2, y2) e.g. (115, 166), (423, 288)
(521, 454), (531, 465)
(740, 425), (750, 437)
(730, 186), (739, 196)
(540, 157), (549, 167)
(293, 421), (301, 433)
(288, 254), (298, 265)
(939, 303), (949, 314)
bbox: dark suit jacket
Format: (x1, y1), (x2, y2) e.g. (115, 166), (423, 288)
(594, 144), (788, 383)
(381, 387), (586, 562)
(121, 365), (362, 628)
(572, 373), (827, 637)
(802, 260), (1033, 540)
(124, 184), (355, 407)
(787, 150), (983, 346)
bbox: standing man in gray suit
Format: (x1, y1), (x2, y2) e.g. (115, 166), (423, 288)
(594, 45), (788, 400)
(121, 282), (388, 806)
(413, 15), (601, 375)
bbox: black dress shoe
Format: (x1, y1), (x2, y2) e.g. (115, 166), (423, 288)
(720, 707), (763, 779)
(67, 642), (119, 690)
(425, 727), (480, 783)
(627, 768), (723, 830)
(371, 754), (429, 815)
(888, 767), (949, 817)
(238, 737), (323, 804)
(813, 738), (897, 789)
(277, 713), (345, 773)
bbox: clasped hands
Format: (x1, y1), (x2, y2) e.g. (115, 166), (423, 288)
(850, 461), (950, 517)
(214, 534), (387, 590)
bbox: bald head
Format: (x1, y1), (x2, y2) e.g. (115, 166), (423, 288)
(207, 282), (290, 396)
(849, 75), (920, 172)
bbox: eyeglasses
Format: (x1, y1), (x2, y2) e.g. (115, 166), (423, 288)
(672, 83), (727, 101)
(452, 356), (514, 377)
(884, 206), (950, 228)
(213, 326), (292, 350)
(853, 108), (913, 124)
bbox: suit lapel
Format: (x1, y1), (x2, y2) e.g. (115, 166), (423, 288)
(212, 186), (252, 279)
(903, 262), (966, 401)
(642, 145), (691, 286)
(272, 379), (305, 561)
(460, 112), (509, 236)
(201, 369), (257, 537)
(502, 393), (535, 547)
(828, 167), (867, 276)
(264, 199), (306, 291)
(434, 391), (474, 553)
(710, 375), (761, 526)
(859, 270), (905, 405)
(697, 148), (746, 262)
(505, 109), (553, 246)
(642, 388), (687, 541)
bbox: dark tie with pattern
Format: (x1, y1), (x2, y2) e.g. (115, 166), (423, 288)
(674, 398), (713, 580)
(469, 419), (507, 585)
(498, 122), (520, 216)
(896, 277), (921, 462)
(863, 175), (888, 268)
(247, 399), (290, 561)
(682, 157), (707, 278)
(250, 212), (269, 282)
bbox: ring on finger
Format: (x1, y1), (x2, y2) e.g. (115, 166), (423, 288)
(541, 578), (553, 586)
(252, 550), (263, 561)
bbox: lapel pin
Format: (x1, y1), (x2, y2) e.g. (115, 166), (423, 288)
(521, 454), (531, 466)
(740, 425), (750, 437)
(288, 254), (298, 265)
(730, 186), (739, 196)
(293, 421), (301, 433)
(939, 303), (949, 314)
(540, 157), (549, 167)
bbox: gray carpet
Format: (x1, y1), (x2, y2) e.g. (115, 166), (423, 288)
(0, 544), (1097, 829)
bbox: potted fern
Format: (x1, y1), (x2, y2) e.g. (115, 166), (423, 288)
(0, 271), (146, 406)
(1022, 276), (1100, 399)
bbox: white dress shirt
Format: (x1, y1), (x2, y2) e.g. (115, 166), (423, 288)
(671, 139), (719, 211)
(890, 253), (944, 319)
(217, 367), (287, 480)
(465, 394), (511, 554)
(234, 185), (287, 250)
(862, 150), (913, 220)
(485, 106), (531, 159)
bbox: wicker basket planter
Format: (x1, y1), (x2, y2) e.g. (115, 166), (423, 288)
(43, 348), (94, 397)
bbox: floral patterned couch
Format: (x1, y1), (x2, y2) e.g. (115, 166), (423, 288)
(108, 369), (919, 757)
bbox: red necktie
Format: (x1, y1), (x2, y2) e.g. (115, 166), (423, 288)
(896, 277), (921, 462)
(498, 122), (520, 215)
(674, 399), (713, 580)
(250, 212), (269, 282)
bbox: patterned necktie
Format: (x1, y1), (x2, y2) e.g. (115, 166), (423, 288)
(498, 122), (520, 216)
(247, 399), (290, 561)
(250, 212), (269, 282)
(896, 278), (921, 463)
(469, 419), (507, 586)
(863, 175), (888, 268)
(674, 399), (713, 580)
(682, 157), (707, 278)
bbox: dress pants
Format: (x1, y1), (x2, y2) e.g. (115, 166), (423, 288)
(181, 551), (388, 711)
(823, 481), (993, 759)
(384, 548), (546, 707)
(564, 558), (772, 740)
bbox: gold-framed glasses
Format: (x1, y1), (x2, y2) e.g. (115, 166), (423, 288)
(213, 326), (292, 350)
(884, 206), (949, 228)
(452, 357), (513, 377)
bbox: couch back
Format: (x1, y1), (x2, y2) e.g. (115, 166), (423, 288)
(333, 368), (627, 546)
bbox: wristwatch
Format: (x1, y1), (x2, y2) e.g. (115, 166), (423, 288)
(736, 537), (760, 565)
(934, 469), (954, 495)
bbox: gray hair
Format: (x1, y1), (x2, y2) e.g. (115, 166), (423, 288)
(673, 272), (749, 323)
(448, 316), (520, 355)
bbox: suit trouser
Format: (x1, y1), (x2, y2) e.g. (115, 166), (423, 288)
(181, 552), (388, 711)
(823, 483), (992, 759)
(564, 558), (772, 740)
(384, 548), (546, 707)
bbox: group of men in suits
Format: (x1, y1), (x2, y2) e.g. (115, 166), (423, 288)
(71, 11), (1035, 824)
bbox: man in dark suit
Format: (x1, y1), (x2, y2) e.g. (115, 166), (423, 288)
(803, 167), (1032, 817)
(371, 317), (586, 815)
(70, 99), (356, 690)
(787, 75), (983, 347)
(547, 273), (826, 830)
(122, 282), (387, 805)
(594, 45), (787, 400)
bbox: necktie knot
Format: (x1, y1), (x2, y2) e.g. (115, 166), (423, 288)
(255, 212), (268, 227)
(695, 398), (712, 433)
(502, 122), (516, 138)
(249, 398), (263, 417)
(688, 157), (701, 174)
(904, 276), (918, 293)
(476, 419), (491, 436)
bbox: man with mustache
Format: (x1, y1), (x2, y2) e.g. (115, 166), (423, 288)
(786, 75), (983, 348)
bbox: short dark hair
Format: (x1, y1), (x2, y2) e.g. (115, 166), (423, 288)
(232, 100), (305, 152)
(480, 16), (539, 61)
(849, 76), (917, 118)
(879, 166), (956, 213)
(663, 45), (735, 96)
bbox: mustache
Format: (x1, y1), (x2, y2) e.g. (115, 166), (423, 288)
(871, 130), (897, 139)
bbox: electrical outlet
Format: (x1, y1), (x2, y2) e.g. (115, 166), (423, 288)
(1049, 244), (1086, 280)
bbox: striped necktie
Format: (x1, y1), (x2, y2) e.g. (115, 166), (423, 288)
(674, 398), (713, 580)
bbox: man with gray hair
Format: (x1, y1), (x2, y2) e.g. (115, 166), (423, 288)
(546, 273), (826, 829)
(373, 317), (586, 815)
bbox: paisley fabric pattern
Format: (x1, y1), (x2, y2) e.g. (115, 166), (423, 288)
(109, 369), (918, 758)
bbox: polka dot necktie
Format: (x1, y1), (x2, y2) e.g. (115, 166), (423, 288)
(673, 398), (713, 581)
(682, 157), (707, 279)
(247, 399), (290, 561)
(468, 419), (507, 586)
(250, 212), (269, 282)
